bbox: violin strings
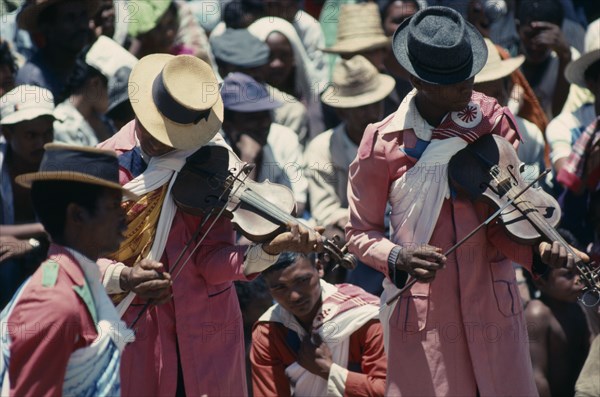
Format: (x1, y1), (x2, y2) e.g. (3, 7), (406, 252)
(241, 189), (300, 226)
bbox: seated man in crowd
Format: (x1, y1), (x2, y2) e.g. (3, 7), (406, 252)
(251, 252), (386, 396)
(306, 54), (395, 294)
(0, 85), (54, 307)
(220, 72), (308, 215)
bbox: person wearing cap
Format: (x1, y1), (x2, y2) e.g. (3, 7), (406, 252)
(221, 72), (308, 215)
(0, 85), (54, 307)
(105, 66), (135, 131)
(211, 27), (311, 146)
(0, 144), (143, 396)
(15, 0), (99, 99)
(474, 38), (546, 185)
(53, 36), (137, 147)
(251, 251), (387, 397)
(97, 53), (322, 396)
(345, 6), (588, 396)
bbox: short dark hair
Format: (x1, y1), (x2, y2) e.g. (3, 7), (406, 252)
(584, 59), (600, 83)
(223, 0), (264, 29)
(31, 181), (105, 241)
(517, 0), (564, 26)
(57, 46), (107, 103)
(262, 251), (316, 277)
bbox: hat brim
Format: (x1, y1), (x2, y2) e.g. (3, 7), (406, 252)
(565, 49), (600, 88)
(129, 54), (224, 150)
(321, 74), (396, 108)
(0, 109), (55, 125)
(15, 172), (139, 200)
(392, 19), (487, 85)
(322, 36), (391, 55)
(18, 0), (101, 32)
(474, 55), (525, 83)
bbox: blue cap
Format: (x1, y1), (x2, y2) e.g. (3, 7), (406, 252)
(221, 73), (282, 112)
(210, 28), (270, 68)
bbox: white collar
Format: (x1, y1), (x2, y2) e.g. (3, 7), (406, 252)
(380, 89), (437, 141)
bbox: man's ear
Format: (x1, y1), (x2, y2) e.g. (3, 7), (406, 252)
(66, 203), (87, 225)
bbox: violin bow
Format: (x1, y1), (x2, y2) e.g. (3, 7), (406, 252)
(130, 164), (254, 328)
(384, 169), (550, 307)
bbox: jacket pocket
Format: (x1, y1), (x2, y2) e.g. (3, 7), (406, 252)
(490, 261), (523, 317)
(391, 285), (430, 333)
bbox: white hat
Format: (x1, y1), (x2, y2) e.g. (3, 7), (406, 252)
(86, 36), (138, 80)
(0, 85), (55, 125)
(475, 39), (525, 83)
(565, 18), (600, 87)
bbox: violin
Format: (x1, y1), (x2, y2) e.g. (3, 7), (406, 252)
(171, 144), (357, 270)
(448, 134), (600, 306)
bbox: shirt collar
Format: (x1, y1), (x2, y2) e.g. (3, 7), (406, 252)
(380, 89), (436, 141)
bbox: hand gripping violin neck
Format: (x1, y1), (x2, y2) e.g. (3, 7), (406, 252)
(171, 144), (357, 270)
(449, 134), (600, 307)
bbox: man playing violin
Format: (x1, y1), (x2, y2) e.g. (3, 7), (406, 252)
(97, 54), (323, 396)
(346, 7), (590, 397)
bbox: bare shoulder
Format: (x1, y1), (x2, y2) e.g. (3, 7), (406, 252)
(525, 299), (552, 329)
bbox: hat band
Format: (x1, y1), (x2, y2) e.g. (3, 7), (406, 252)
(152, 72), (211, 125)
(408, 48), (473, 75)
(38, 148), (119, 184)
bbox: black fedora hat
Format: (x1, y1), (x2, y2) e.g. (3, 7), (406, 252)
(16, 144), (138, 200)
(392, 6), (487, 85)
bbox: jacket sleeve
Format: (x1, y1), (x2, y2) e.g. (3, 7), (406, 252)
(346, 125), (398, 276)
(8, 285), (82, 396)
(250, 323), (292, 397)
(343, 320), (387, 397)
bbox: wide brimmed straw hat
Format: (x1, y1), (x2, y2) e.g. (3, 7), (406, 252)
(321, 55), (395, 108)
(129, 54), (224, 150)
(565, 19), (600, 88)
(322, 3), (390, 55)
(16, 144), (139, 200)
(18, 0), (100, 32)
(475, 39), (525, 83)
(392, 6), (487, 85)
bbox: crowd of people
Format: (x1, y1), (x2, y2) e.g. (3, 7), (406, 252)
(0, 0), (599, 396)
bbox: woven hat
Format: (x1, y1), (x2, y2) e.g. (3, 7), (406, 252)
(128, 54), (224, 150)
(1, 85), (55, 125)
(321, 55), (395, 108)
(565, 18), (600, 88)
(16, 143), (138, 200)
(17, 0), (100, 32)
(475, 39), (525, 83)
(322, 3), (390, 55)
(392, 6), (487, 85)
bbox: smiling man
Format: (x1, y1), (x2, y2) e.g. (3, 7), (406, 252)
(252, 252), (386, 396)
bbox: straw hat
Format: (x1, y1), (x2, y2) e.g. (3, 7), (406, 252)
(392, 6), (487, 85)
(322, 3), (390, 55)
(128, 54), (224, 150)
(321, 55), (395, 108)
(565, 18), (600, 88)
(18, 0), (100, 32)
(475, 39), (525, 83)
(16, 143), (138, 200)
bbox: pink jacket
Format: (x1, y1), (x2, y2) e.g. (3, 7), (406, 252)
(98, 122), (252, 396)
(346, 93), (539, 396)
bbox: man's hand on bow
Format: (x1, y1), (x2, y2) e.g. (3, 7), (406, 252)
(395, 244), (446, 282)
